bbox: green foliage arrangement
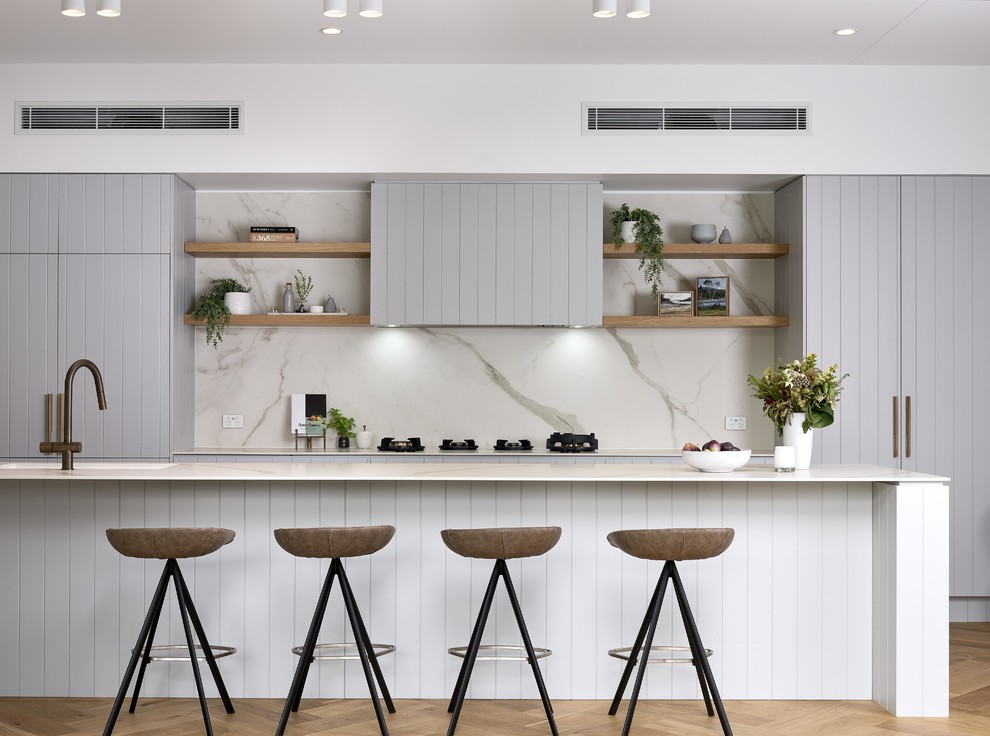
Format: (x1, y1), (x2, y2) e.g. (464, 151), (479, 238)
(609, 203), (665, 299)
(328, 407), (357, 438)
(747, 353), (849, 435)
(190, 278), (250, 348)
(293, 269), (314, 309)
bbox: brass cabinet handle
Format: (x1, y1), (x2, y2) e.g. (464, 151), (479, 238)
(46, 393), (53, 443)
(892, 396), (899, 458)
(906, 395), (912, 458)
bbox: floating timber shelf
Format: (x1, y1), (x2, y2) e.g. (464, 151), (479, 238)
(603, 243), (789, 259)
(183, 313), (371, 327)
(184, 242), (370, 258)
(602, 315), (789, 328)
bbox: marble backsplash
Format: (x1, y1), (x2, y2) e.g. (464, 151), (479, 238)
(193, 190), (778, 450)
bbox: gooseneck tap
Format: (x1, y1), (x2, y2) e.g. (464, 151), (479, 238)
(39, 359), (108, 470)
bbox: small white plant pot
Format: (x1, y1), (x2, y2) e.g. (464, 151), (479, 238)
(224, 292), (252, 315)
(620, 220), (637, 244)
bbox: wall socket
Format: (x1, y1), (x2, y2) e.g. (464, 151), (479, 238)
(724, 416), (747, 431)
(222, 414), (244, 429)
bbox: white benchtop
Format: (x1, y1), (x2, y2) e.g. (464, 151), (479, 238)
(0, 461), (948, 483)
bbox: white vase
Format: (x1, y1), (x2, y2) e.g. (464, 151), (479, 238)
(356, 430), (374, 450)
(781, 412), (814, 470)
(224, 292), (252, 315)
(620, 220), (637, 244)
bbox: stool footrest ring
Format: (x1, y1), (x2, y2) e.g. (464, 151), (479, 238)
(135, 644), (237, 662)
(291, 642), (396, 661)
(608, 644), (712, 664)
(448, 644), (551, 662)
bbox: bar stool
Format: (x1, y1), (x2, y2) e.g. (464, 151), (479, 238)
(103, 527), (236, 736)
(274, 525), (397, 736)
(441, 526), (561, 736)
(606, 528), (735, 736)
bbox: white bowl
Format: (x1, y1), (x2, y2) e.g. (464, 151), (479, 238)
(681, 449), (751, 473)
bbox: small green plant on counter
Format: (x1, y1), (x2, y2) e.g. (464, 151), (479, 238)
(190, 278), (250, 348)
(609, 203), (665, 299)
(328, 407), (357, 438)
(293, 269), (313, 310)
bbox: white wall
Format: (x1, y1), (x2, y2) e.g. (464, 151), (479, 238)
(2, 64), (989, 177)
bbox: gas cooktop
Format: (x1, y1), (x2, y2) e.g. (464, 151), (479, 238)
(546, 432), (598, 453)
(439, 439), (479, 451)
(494, 439), (533, 451)
(378, 437), (425, 452)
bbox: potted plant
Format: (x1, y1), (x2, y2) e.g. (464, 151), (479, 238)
(190, 277), (251, 348)
(610, 203), (665, 300)
(747, 353), (848, 469)
(293, 269), (314, 312)
(328, 407), (357, 448)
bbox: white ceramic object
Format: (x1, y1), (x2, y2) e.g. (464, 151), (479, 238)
(309, 305), (325, 313)
(620, 220), (637, 244)
(224, 292), (252, 315)
(681, 448), (751, 472)
(782, 412), (814, 469)
(690, 224), (717, 243)
(773, 446), (796, 472)
(356, 430), (374, 449)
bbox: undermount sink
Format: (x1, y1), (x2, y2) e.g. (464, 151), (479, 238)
(0, 462), (175, 470)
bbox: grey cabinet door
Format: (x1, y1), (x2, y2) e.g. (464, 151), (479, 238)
(372, 182), (603, 326)
(901, 176), (990, 596)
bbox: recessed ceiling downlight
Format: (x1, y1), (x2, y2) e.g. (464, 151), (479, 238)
(320, 26), (343, 35)
(834, 27), (857, 36)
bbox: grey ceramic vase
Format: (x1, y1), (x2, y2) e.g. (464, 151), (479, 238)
(690, 224), (717, 244)
(719, 226), (732, 244)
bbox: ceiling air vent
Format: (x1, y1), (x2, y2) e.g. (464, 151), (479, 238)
(584, 104), (809, 134)
(17, 103), (242, 134)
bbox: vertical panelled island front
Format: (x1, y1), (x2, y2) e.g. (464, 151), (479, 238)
(0, 462), (948, 717)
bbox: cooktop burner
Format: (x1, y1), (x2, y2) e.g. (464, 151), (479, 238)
(378, 437), (425, 452)
(439, 439), (479, 451)
(494, 439), (533, 451)
(546, 432), (598, 453)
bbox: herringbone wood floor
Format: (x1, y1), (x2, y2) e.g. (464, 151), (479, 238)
(2, 623), (989, 736)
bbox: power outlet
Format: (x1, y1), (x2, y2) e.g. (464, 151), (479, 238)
(222, 414), (244, 429)
(724, 416), (747, 431)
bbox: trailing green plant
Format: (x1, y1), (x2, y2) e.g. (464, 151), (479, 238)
(293, 269), (313, 308)
(328, 407), (357, 438)
(610, 203), (665, 299)
(190, 278), (250, 348)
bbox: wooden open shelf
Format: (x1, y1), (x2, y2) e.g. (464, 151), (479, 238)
(184, 313), (371, 327)
(602, 315), (789, 328)
(184, 242), (370, 258)
(603, 243), (789, 259)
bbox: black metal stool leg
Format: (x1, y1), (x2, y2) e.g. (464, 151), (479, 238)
(670, 565), (714, 717)
(103, 562), (172, 736)
(338, 560), (396, 714)
(338, 560), (390, 736)
(446, 562), (500, 735)
(620, 561), (672, 736)
(173, 560), (215, 736)
(669, 564), (732, 736)
(277, 560), (338, 736)
(173, 562), (235, 714)
(608, 567), (668, 716)
(127, 566), (168, 714)
(499, 560), (559, 736)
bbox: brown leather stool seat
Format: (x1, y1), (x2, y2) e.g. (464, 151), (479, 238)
(102, 528), (236, 736)
(607, 528), (734, 562)
(274, 525), (395, 559)
(441, 526), (561, 736)
(107, 527), (235, 560)
(441, 526), (561, 560)
(607, 527), (735, 736)
(274, 526), (397, 736)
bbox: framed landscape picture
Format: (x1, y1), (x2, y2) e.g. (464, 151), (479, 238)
(658, 291), (694, 315)
(696, 276), (729, 316)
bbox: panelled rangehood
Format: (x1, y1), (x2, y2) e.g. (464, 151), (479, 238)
(370, 182), (603, 327)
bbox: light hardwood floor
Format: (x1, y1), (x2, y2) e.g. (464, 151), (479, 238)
(2, 623), (988, 736)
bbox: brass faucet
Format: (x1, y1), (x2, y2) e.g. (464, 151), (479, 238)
(40, 359), (108, 470)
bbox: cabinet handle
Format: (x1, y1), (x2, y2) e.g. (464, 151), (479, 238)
(906, 395), (912, 459)
(892, 396), (899, 458)
(46, 393), (53, 443)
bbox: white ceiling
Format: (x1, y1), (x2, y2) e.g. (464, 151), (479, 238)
(2, 0), (989, 66)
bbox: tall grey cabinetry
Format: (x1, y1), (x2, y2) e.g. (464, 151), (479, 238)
(371, 182), (603, 326)
(775, 175), (990, 613)
(0, 174), (195, 461)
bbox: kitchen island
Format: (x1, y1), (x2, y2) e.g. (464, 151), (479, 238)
(0, 462), (947, 717)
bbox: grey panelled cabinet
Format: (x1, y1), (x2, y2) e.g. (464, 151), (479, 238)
(0, 173), (195, 461)
(776, 175), (990, 598)
(370, 182), (603, 326)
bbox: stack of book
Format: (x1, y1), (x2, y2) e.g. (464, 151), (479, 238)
(248, 226), (299, 243)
